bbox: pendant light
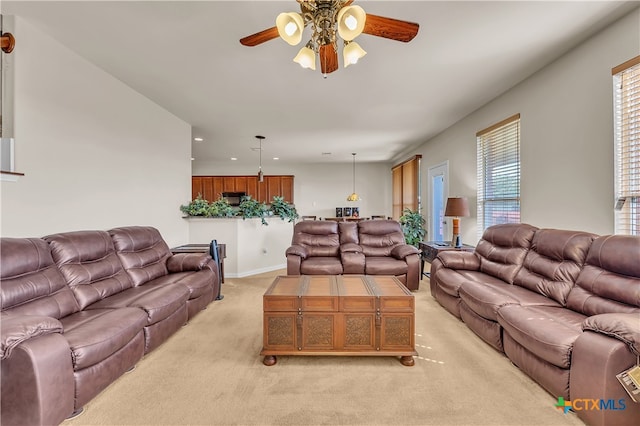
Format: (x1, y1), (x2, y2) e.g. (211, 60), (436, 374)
(256, 135), (265, 182)
(347, 153), (360, 202)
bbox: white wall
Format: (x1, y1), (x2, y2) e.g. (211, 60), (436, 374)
(401, 7), (640, 244)
(192, 160), (393, 219)
(0, 17), (192, 246)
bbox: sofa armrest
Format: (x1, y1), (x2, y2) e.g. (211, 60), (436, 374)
(437, 251), (481, 270)
(1, 315), (63, 359)
(391, 245), (420, 260)
(340, 243), (363, 254)
(583, 313), (640, 356)
(286, 245), (308, 259)
(166, 253), (212, 272)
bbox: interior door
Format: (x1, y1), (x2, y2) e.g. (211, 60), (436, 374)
(428, 162), (449, 242)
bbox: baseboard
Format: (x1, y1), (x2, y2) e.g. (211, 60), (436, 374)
(226, 264), (287, 278)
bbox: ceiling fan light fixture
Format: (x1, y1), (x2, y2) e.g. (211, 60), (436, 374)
(337, 5), (366, 41)
(276, 12), (304, 45)
(293, 44), (316, 70)
(343, 41), (366, 67)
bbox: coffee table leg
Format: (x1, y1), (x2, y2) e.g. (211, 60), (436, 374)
(263, 355), (277, 366)
(400, 356), (415, 366)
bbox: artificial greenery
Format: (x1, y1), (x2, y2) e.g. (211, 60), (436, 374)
(180, 194), (298, 226)
(237, 195), (269, 225)
(269, 196), (299, 223)
(399, 208), (426, 246)
(180, 194), (212, 217)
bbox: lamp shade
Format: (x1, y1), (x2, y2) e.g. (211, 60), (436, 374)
(276, 12), (304, 46)
(444, 197), (470, 217)
(337, 5), (366, 41)
(343, 41), (367, 67)
(293, 46), (316, 70)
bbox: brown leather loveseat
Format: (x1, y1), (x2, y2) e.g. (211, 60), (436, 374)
(286, 220), (421, 290)
(0, 226), (219, 426)
(430, 223), (640, 426)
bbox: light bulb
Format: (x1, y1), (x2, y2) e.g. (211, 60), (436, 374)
(345, 15), (357, 31)
(285, 22), (297, 36)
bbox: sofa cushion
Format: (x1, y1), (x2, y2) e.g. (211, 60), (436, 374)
(109, 227), (172, 286)
(497, 305), (585, 368)
(144, 270), (213, 300)
(60, 308), (147, 370)
(338, 222), (359, 244)
(299, 257), (343, 275)
(85, 284), (190, 325)
(290, 221), (340, 257)
(513, 229), (595, 305)
(567, 235), (640, 316)
(475, 223), (537, 284)
(45, 231), (134, 310)
(364, 257), (407, 276)
(0, 238), (81, 318)
(357, 220), (406, 257)
(460, 280), (561, 321)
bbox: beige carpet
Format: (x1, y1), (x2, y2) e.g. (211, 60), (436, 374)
(63, 271), (584, 426)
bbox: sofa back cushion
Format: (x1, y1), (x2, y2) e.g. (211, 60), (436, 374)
(291, 221), (340, 257)
(109, 226), (171, 286)
(339, 222), (359, 245)
(45, 231), (134, 309)
(514, 229), (596, 305)
(0, 237), (80, 318)
(476, 223), (538, 284)
(357, 220), (405, 257)
(567, 235), (640, 315)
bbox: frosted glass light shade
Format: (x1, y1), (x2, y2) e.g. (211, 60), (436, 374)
(343, 41), (366, 67)
(293, 46), (316, 70)
(276, 12), (304, 45)
(337, 5), (366, 41)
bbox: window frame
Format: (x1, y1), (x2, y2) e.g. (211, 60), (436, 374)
(476, 114), (521, 238)
(612, 55), (640, 235)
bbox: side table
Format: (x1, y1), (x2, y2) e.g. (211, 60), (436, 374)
(419, 241), (475, 277)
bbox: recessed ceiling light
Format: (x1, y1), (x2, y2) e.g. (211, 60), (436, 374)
(231, 157), (237, 161)
(190, 157), (195, 161)
(273, 157), (279, 160)
(322, 152), (331, 155)
(194, 137), (204, 142)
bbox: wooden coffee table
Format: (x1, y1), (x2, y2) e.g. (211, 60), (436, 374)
(261, 275), (417, 366)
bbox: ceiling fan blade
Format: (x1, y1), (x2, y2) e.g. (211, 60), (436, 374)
(240, 27), (280, 47)
(363, 14), (419, 43)
(319, 44), (339, 74)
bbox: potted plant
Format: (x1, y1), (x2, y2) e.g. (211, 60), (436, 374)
(180, 194), (211, 217)
(399, 208), (426, 246)
(208, 196), (236, 217)
(269, 196), (299, 223)
(237, 195), (269, 225)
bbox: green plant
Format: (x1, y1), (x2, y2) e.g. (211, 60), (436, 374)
(269, 196), (299, 223)
(399, 208), (426, 246)
(237, 195), (269, 225)
(208, 196), (236, 217)
(180, 194), (211, 217)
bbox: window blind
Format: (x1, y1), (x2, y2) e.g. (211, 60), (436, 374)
(476, 114), (521, 237)
(613, 56), (640, 235)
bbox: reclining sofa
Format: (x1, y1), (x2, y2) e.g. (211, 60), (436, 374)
(430, 223), (640, 426)
(286, 220), (421, 290)
(0, 226), (220, 426)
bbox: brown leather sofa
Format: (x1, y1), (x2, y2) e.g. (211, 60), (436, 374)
(0, 226), (219, 426)
(286, 220), (421, 290)
(430, 223), (640, 426)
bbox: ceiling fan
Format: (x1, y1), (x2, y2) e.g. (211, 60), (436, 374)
(239, 0), (419, 75)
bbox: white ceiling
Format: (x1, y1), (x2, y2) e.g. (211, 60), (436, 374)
(3, 1), (638, 166)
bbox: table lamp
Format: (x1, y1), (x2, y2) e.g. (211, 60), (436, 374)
(444, 197), (470, 248)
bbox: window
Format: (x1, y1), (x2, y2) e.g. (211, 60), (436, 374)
(613, 56), (640, 235)
(392, 155), (422, 219)
(476, 114), (521, 236)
